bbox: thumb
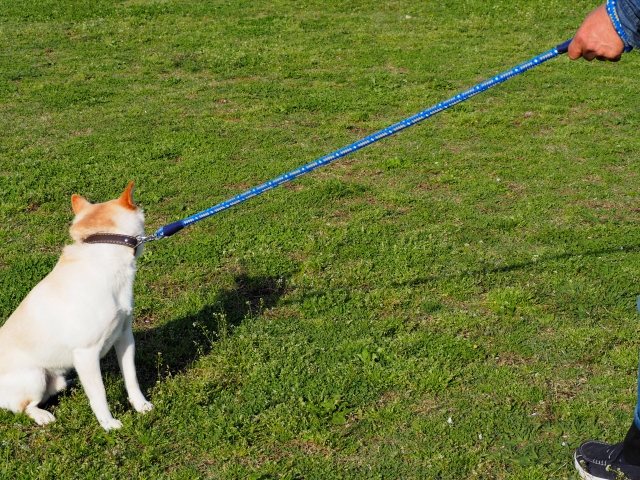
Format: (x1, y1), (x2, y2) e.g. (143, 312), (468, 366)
(567, 38), (583, 60)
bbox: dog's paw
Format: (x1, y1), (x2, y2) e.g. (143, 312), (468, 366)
(132, 400), (154, 414)
(99, 417), (123, 432)
(27, 407), (56, 426)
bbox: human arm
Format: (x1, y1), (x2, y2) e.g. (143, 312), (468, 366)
(568, 0), (639, 61)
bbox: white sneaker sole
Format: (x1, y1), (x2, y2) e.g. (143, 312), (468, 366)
(574, 453), (603, 480)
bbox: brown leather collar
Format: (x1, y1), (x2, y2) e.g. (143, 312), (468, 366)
(83, 233), (140, 255)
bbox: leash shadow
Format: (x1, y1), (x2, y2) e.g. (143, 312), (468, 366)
(391, 243), (640, 289)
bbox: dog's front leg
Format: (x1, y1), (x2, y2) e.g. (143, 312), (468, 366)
(114, 323), (153, 414)
(73, 347), (122, 431)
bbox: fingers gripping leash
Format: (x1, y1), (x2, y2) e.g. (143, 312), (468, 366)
(137, 40), (574, 248)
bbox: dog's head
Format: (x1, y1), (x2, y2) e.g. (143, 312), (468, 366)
(69, 182), (145, 246)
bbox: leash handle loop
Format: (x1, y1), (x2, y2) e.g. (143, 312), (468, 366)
(556, 39), (572, 54)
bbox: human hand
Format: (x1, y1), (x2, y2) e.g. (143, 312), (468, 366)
(568, 4), (625, 61)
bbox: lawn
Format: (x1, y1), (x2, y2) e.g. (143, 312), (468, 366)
(1, 0), (640, 478)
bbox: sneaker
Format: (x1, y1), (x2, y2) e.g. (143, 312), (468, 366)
(575, 440), (640, 479)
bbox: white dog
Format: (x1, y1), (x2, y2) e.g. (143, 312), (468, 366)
(0, 182), (152, 431)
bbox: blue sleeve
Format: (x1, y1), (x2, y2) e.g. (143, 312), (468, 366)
(613, 0), (640, 49)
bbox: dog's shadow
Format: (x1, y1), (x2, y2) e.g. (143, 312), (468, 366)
(92, 272), (286, 395)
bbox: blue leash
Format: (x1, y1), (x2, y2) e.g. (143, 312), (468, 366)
(138, 39), (572, 245)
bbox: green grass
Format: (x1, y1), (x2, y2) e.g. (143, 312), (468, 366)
(1, 0), (640, 478)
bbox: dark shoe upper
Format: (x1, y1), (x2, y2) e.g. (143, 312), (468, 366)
(625, 421), (640, 466)
(576, 440), (640, 480)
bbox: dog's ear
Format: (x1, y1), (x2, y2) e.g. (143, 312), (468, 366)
(71, 194), (91, 215)
(118, 181), (136, 211)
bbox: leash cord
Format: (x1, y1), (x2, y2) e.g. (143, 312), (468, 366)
(138, 39), (572, 246)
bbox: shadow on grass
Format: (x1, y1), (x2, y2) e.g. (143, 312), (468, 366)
(392, 243), (640, 288)
(105, 272), (288, 391)
(41, 272), (286, 412)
